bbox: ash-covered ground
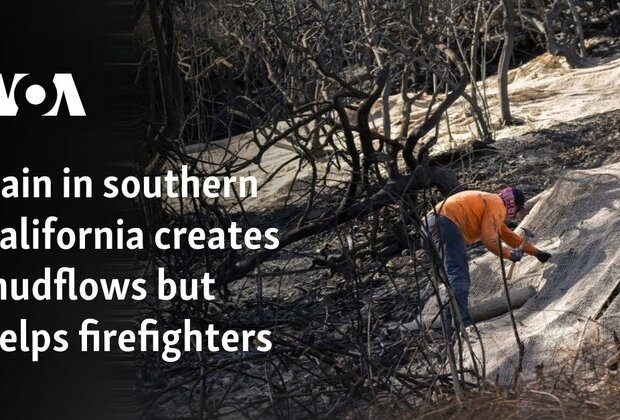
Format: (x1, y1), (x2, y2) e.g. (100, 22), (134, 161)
(455, 109), (620, 196)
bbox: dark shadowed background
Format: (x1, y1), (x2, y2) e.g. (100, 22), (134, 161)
(0, 1), (137, 418)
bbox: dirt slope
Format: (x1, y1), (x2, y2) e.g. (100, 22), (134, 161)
(461, 162), (620, 383)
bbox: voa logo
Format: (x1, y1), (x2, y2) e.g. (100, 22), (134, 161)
(0, 73), (86, 116)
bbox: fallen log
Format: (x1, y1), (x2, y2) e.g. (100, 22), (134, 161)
(401, 285), (537, 331)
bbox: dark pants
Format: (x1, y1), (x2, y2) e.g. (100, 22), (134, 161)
(423, 214), (473, 328)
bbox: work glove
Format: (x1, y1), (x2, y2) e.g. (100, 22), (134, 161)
(509, 248), (524, 262)
(536, 250), (552, 263)
(505, 220), (518, 229)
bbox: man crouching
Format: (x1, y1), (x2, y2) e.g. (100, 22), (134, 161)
(423, 187), (552, 338)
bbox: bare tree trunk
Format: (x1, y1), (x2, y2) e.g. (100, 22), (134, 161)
(533, 0), (588, 68)
(566, 0), (586, 58)
(469, 1), (493, 143)
(498, 0), (515, 125)
(381, 71), (399, 178)
(145, 0), (185, 180)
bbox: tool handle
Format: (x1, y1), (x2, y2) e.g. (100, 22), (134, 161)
(507, 260), (517, 280)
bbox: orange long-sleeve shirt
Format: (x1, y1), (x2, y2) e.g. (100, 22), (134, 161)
(432, 190), (539, 259)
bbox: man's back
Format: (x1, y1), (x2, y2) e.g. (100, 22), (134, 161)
(434, 190), (506, 245)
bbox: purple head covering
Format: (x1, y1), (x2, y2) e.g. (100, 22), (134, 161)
(499, 187), (517, 219)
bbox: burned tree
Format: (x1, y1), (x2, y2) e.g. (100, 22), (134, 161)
(499, 0), (516, 125)
(532, 0), (589, 68)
